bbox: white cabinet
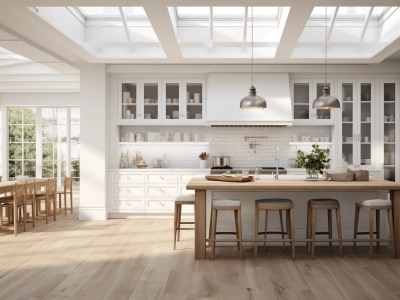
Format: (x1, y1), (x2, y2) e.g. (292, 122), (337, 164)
(118, 78), (205, 125)
(163, 79), (206, 125)
(380, 80), (399, 181)
(108, 170), (209, 214)
(290, 79), (336, 125)
(337, 80), (377, 168)
(118, 79), (162, 125)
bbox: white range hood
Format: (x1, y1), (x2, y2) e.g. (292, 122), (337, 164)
(206, 73), (293, 126)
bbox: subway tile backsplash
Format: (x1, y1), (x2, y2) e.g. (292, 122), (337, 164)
(119, 126), (331, 168)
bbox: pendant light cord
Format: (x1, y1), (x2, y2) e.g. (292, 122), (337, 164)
(251, 5), (254, 85)
(325, 6), (327, 86)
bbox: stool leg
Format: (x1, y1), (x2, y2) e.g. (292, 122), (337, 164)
(279, 210), (285, 251)
(254, 205), (259, 257)
(290, 208), (295, 260)
(388, 208), (395, 258)
(336, 208), (343, 258)
(210, 208), (217, 260)
(237, 209), (243, 259)
(311, 208), (317, 258)
(264, 210), (269, 251)
(354, 205), (360, 251)
(328, 209), (333, 250)
(376, 210), (380, 251)
(307, 203), (311, 254)
(177, 204), (182, 242)
(173, 203), (178, 250)
(234, 209), (240, 251)
(369, 209), (374, 258)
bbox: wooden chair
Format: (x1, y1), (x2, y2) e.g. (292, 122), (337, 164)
(173, 194), (195, 250)
(35, 179), (57, 224)
(57, 177), (73, 215)
(25, 180), (36, 228)
(354, 199), (395, 258)
(13, 182), (27, 236)
(209, 199), (243, 259)
(254, 198), (295, 259)
(307, 198), (343, 258)
(0, 186), (14, 228)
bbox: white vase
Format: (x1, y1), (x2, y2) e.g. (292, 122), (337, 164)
(199, 160), (207, 169)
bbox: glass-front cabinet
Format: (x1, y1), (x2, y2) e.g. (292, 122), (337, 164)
(338, 80), (376, 168)
(118, 79), (162, 125)
(163, 79), (205, 124)
(381, 80), (399, 181)
(291, 79), (335, 124)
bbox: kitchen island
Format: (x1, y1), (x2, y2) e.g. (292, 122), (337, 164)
(186, 178), (400, 259)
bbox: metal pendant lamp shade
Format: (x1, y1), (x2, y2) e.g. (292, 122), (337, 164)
(313, 86), (340, 109)
(312, 6), (340, 110)
(240, 6), (266, 109)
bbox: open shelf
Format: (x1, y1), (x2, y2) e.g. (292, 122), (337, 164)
(119, 142), (210, 146)
(288, 142), (332, 146)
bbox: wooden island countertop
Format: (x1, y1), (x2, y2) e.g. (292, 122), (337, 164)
(186, 178), (400, 259)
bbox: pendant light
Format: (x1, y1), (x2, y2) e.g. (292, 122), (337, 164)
(312, 6), (340, 109)
(240, 6), (266, 109)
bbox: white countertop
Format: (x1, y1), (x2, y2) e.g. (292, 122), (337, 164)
(109, 168), (211, 172)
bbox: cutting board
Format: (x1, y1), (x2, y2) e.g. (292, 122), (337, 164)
(205, 175), (254, 182)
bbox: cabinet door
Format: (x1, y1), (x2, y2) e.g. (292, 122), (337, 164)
(182, 80), (205, 123)
(381, 80), (399, 181)
(339, 81), (355, 165)
(118, 80), (139, 123)
(164, 81), (181, 122)
(292, 81), (311, 120)
(358, 81), (374, 167)
(141, 80), (162, 123)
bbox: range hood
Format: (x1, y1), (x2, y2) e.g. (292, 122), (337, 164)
(206, 73), (293, 127)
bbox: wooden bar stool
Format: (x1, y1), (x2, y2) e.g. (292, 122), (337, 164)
(353, 199), (395, 258)
(209, 200), (243, 259)
(173, 194), (195, 250)
(307, 198), (343, 258)
(254, 198), (295, 259)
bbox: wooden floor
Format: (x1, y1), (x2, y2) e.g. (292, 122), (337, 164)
(1, 212), (400, 300)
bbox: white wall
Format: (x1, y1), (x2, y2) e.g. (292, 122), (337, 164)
(0, 92), (79, 178)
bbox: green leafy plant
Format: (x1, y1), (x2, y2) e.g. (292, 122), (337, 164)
(296, 144), (331, 177)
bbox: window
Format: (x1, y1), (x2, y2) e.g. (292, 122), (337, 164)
(8, 107), (80, 187)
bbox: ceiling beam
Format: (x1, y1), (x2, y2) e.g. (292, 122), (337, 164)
(360, 7), (373, 41)
(327, 7), (338, 41)
(118, 7), (132, 43)
(143, 3), (181, 59)
(209, 7), (213, 50)
(274, 4), (314, 59)
(242, 6), (248, 52)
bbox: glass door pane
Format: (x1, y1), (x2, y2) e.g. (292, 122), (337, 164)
(293, 83), (310, 119)
(143, 82), (159, 120)
(121, 83), (137, 120)
(383, 83), (396, 180)
(165, 82), (180, 120)
(315, 83), (331, 119)
(186, 83), (203, 120)
(341, 83), (354, 165)
(360, 83), (372, 166)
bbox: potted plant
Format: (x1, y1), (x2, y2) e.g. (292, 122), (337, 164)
(296, 144), (331, 179)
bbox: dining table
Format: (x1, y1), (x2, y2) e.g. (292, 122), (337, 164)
(186, 178), (400, 259)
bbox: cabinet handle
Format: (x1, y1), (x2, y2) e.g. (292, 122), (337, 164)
(159, 176), (164, 180)
(159, 188), (165, 193)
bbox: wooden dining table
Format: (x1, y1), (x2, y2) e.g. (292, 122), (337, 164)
(186, 178), (400, 259)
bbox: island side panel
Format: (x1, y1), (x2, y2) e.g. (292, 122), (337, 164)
(394, 190), (400, 258)
(195, 189), (206, 259)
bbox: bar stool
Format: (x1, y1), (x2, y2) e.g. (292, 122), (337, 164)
(173, 194), (195, 250)
(209, 200), (243, 259)
(353, 199), (395, 258)
(254, 198), (295, 259)
(307, 198), (343, 258)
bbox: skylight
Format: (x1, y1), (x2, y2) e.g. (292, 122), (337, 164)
(0, 47), (30, 60)
(78, 7), (147, 19)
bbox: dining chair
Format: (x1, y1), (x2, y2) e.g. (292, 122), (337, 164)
(0, 186), (14, 228)
(35, 179), (57, 224)
(25, 180), (36, 228)
(57, 177), (73, 215)
(13, 182), (27, 236)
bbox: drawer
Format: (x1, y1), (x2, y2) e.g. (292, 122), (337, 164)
(178, 172), (208, 184)
(111, 185), (145, 197)
(111, 200), (144, 210)
(146, 200), (174, 210)
(147, 173), (177, 184)
(146, 185), (177, 197)
(111, 173), (145, 184)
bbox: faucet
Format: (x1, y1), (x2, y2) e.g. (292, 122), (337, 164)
(275, 147), (280, 180)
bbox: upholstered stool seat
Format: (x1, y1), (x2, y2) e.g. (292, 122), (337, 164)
(209, 199), (243, 259)
(173, 194), (195, 250)
(354, 199), (394, 258)
(254, 198), (295, 259)
(307, 198), (343, 257)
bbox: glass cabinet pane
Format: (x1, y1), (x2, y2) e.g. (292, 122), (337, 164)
(186, 83), (203, 120)
(121, 83), (137, 120)
(341, 83), (353, 165)
(315, 83), (331, 119)
(165, 83), (180, 120)
(143, 83), (159, 120)
(360, 83), (372, 165)
(293, 83), (309, 119)
(383, 82), (396, 181)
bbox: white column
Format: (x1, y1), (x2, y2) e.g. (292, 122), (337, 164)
(79, 63), (108, 220)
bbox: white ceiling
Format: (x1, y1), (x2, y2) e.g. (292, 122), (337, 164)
(0, 0), (400, 74)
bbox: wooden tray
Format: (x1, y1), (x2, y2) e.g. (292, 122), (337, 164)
(205, 175), (254, 182)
